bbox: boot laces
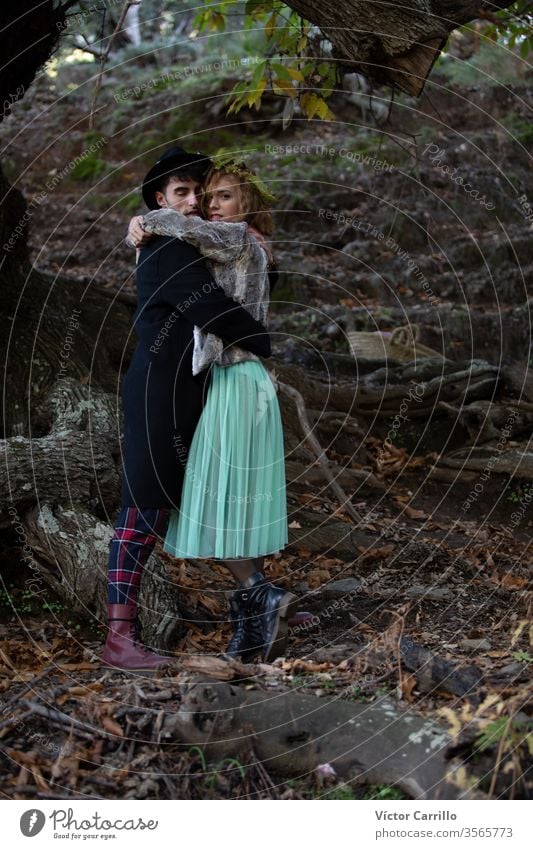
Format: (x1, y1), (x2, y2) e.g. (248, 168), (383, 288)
(226, 595), (247, 653)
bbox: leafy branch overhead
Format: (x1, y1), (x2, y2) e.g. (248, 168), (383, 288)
(194, 0), (336, 121)
(193, 0), (529, 118)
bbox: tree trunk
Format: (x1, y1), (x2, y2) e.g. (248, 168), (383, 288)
(161, 674), (472, 799)
(0, 164), (134, 440)
(124, 4), (142, 47)
(0, 1), (66, 120)
(23, 504), (184, 649)
(288, 0), (516, 94)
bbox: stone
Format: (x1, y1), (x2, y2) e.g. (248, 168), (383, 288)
(494, 661), (528, 679)
(321, 578), (363, 597)
(459, 638), (492, 652)
(405, 584), (453, 601)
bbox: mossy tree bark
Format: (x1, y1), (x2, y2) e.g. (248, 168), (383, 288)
(287, 0), (516, 94)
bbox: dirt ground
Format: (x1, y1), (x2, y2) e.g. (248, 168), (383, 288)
(1, 467), (531, 800)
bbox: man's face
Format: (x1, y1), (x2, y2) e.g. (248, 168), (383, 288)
(155, 176), (202, 215)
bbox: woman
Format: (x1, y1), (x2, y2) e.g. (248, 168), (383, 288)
(139, 159), (298, 662)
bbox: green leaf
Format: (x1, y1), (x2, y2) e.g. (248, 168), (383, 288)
(512, 650), (533, 663)
(285, 66), (304, 82)
(245, 0), (274, 15)
(272, 78), (297, 97)
(265, 12), (278, 38)
(271, 62), (293, 81)
(247, 78), (267, 107)
(519, 38), (531, 58)
(251, 60), (267, 88)
(474, 718), (509, 753)
(226, 82), (248, 115)
(211, 12), (226, 32)
(221, 758), (246, 779)
(300, 91), (320, 118)
(270, 62), (304, 84)
(315, 96), (334, 120)
(227, 81), (248, 99)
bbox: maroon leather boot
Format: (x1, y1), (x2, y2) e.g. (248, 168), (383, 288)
(101, 604), (174, 671)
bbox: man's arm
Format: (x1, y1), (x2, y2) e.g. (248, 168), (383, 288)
(268, 265), (279, 293)
(154, 237), (271, 358)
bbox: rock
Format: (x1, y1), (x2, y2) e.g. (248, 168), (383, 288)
(321, 578), (363, 597)
(493, 661), (529, 680)
(459, 638), (492, 652)
(405, 584), (453, 601)
(311, 644), (360, 663)
(325, 323), (341, 338)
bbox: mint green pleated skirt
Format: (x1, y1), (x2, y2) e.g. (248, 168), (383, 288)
(163, 360), (289, 559)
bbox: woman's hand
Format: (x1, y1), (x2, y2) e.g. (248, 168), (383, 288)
(247, 224), (274, 266)
(126, 215), (152, 248)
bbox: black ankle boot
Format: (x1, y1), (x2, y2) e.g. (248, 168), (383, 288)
(225, 574), (297, 663)
(225, 591), (249, 658)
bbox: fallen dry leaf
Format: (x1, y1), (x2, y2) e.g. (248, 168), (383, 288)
(399, 673), (417, 702)
(101, 716), (124, 737)
(490, 573), (529, 590)
(30, 766), (50, 793)
(182, 654), (254, 680)
(282, 658), (333, 674)
(56, 682), (104, 705)
(357, 544), (394, 562)
(306, 569), (332, 589)
(198, 594), (224, 616)
(403, 505), (428, 520)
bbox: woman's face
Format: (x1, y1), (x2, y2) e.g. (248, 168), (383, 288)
(205, 175), (245, 223)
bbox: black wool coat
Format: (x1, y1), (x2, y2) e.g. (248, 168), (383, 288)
(120, 234), (273, 509)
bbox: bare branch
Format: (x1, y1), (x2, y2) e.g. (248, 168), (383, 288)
(277, 378), (362, 524)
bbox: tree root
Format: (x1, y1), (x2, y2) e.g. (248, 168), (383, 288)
(277, 379), (362, 523)
(161, 674), (476, 799)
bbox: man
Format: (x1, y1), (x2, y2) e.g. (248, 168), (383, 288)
(102, 147), (274, 671)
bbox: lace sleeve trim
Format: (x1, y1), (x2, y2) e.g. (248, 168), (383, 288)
(142, 208), (250, 262)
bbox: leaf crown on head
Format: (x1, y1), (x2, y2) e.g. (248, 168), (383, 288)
(209, 151), (277, 205)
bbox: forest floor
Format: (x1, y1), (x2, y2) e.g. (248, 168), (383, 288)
(0, 58), (532, 799)
(1, 465), (530, 799)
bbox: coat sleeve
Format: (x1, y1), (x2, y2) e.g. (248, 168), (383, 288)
(143, 209), (251, 262)
(156, 237), (271, 358)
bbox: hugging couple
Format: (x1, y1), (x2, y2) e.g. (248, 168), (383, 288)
(101, 146), (302, 672)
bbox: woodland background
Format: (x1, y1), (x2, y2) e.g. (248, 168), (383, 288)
(0, 0), (531, 800)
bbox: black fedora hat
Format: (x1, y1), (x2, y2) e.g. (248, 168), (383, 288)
(142, 146), (212, 210)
